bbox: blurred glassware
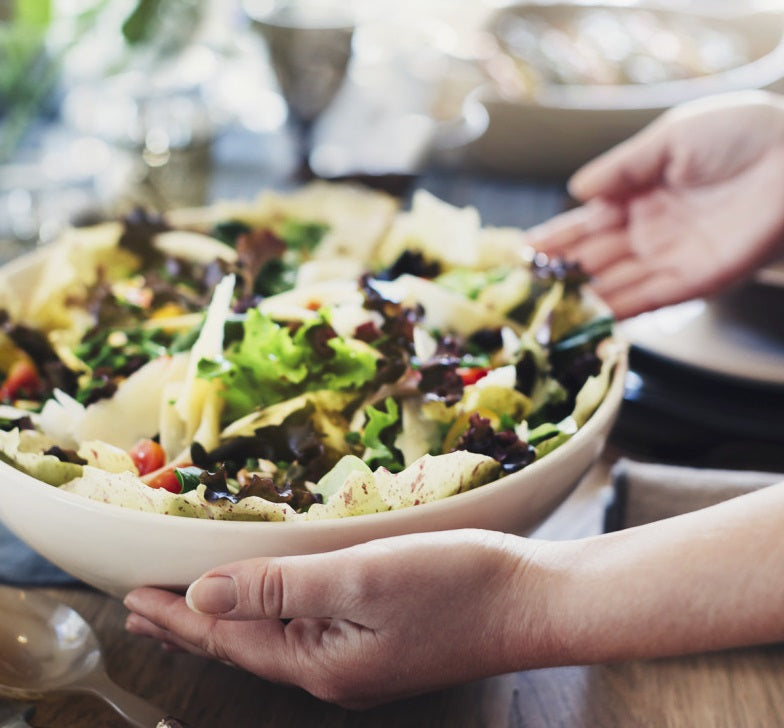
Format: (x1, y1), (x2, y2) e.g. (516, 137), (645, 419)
(54, 0), (224, 210)
(61, 75), (214, 210)
(0, 131), (114, 263)
(243, 0), (355, 177)
(300, 1), (491, 182)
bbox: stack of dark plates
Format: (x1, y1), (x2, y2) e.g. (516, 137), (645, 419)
(610, 282), (784, 472)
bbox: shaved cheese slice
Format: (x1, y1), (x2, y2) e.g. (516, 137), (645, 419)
(173, 275), (235, 446)
(373, 274), (515, 337)
(394, 398), (441, 466)
(295, 257), (366, 287)
(154, 230), (238, 265)
(74, 354), (189, 451)
(377, 190), (482, 268)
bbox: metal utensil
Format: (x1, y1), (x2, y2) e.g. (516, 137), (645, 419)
(0, 586), (187, 728)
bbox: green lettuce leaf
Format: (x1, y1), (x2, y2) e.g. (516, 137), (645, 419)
(434, 267), (510, 300)
(198, 309), (378, 421)
(278, 219), (330, 252)
(529, 417), (577, 458)
(361, 397), (403, 471)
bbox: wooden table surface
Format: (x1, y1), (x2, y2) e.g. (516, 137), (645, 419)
(21, 452), (784, 728)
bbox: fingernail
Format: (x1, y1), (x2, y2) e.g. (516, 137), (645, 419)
(186, 575), (237, 614)
(125, 614), (145, 633)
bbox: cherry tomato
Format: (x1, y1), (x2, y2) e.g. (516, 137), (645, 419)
(0, 359), (43, 402)
(129, 439), (166, 476)
(456, 366), (490, 386)
(145, 468), (182, 494)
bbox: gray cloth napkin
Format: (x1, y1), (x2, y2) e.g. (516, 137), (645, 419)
(604, 458), (784, 531)
(0, 521), (77, 585)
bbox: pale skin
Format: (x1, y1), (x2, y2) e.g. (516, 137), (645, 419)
(125, 479), (784, 709)
(124, 92), (784, 708)
(527, 90), (784, 318)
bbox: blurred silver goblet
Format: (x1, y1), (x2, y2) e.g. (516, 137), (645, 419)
(245, 0), (354, 178)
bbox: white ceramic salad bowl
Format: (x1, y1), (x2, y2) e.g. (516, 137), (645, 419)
(0, 184), (627, 598)
(0, 360), (624, 598)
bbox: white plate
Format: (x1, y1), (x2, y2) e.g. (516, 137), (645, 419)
(620, 285), (784, 387)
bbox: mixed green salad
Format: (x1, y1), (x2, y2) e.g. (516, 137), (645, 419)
(0, 183), (621, 521)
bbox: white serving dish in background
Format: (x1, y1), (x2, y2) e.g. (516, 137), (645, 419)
(458, 2), (784, 177)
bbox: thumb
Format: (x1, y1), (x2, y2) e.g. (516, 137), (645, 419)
(568, 118), (670, 201)
(185, 551), (351, 620)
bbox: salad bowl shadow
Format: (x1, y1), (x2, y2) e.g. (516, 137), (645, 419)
(0, 347), (626, 599)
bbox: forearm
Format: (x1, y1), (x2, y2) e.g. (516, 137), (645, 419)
(508, 480), (784, 669)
